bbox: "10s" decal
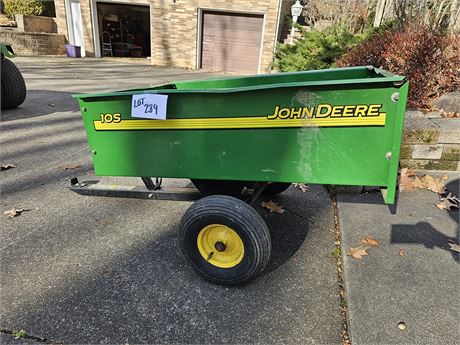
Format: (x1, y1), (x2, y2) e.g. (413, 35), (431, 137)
(99, 113), (121, 123)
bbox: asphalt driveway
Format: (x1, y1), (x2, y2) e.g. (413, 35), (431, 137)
(0, 57), (342, 344)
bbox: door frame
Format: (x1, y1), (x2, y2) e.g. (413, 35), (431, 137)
(196, 8), (266, 74)
(65, 0), (86, 57)
(90, 0), (152, 58)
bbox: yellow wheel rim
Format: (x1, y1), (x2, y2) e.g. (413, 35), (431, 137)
(197, 224), (245, 268)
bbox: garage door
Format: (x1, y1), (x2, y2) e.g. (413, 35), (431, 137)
(200, 11), (264, 74)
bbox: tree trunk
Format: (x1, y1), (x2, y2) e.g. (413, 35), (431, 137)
(449, 0), (460, 32)
(373, 0), (387, 27)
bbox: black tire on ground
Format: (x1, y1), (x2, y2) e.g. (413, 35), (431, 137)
(262, 182), (291, 197)
(191, 179), (249, 198)
(1, 58), (26, 110)
(191, 180), (291, 198)
(178, 195), (271, 285)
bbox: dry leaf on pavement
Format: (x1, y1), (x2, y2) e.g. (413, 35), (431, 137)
(442, 111), (459, 118)
(399, 168), (415, 192)
(421, 175), (446, 194)
(3, 208), (25, 218)
(436, 193), (459, 210)
(412, 176), (425, 189)
(348, 247), (369, 259)
(361, 236), (379, 247)
(261, 200), (285, 214)
(59, 163), (82, 170)
(1, 163), (16, 171)
(399, 249), (405, 256)
(402, 168), (416, 177)
(293, 183), (309, 192)
(447, 240), (460, 253)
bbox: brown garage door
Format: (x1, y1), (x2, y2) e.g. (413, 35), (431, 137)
(200, 11), (264, 74)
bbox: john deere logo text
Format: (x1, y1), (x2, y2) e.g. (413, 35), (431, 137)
(268, 104), (385, 120)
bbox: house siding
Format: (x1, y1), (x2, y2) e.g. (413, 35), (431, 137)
(53, 0), (282, 72)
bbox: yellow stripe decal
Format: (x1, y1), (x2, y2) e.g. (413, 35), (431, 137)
(93, 114), (386, 131)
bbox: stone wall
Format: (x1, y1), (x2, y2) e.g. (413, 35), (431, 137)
(400, 111), (460, 171)
(0, 30), (65, 55)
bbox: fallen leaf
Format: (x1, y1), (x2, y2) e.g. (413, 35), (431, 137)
(442, 111), (459, 118)
(293, 183), (309, 192)
(361, 236), (379, 247)
(412, 176), (425, 189)
(436, 193), (459, 210)
(3, 208), (24, 218)
(400, 176), (414, 192)
(421, 175), (446, 194)
(436, 200), (458, 210)
(348, 247), (369, 259)
(1, 163), (16, 171)
(261, 200), (285, 214)
(401, 168), (416, 177)
(447, 240), (460, 253)
(399, 249), (405, 256)
(59, 163), (82, 170)
(399, 168), (415, 192)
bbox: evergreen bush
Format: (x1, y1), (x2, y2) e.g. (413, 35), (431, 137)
(3, 0), (45, 20)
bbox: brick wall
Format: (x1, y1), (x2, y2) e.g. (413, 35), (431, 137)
(80, 0), (95, 57)
(53, 0), (282, 71)
(53, 0), (94, 56)
(0, 30), (66, 55)
(54, 0), (68, 38)
(151, 0), (280, 72)
(15, 14), (58, 33)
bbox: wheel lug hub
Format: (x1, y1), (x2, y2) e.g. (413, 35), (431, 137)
(214, 241), (226, 252)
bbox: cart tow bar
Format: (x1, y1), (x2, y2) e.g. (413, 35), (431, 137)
(69, 178), (201, 201)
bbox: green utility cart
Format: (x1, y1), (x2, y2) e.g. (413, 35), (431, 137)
(72, 66), (408, 284)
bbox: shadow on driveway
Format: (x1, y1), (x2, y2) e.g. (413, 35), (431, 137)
(0, 186), (340, 344)
(1, 90), (79, 122)
(391, 178), (459, 263)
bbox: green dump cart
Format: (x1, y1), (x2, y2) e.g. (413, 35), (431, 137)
(72, 66), (408, 284)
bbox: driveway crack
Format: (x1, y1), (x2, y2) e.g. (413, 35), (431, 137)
(0, 328), (62, 343)
(328, 187), (351, 345)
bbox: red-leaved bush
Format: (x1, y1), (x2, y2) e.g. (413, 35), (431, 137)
(336, 23), (460, 109)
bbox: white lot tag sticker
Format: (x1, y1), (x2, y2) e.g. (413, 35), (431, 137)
(131, 94), (168, 120)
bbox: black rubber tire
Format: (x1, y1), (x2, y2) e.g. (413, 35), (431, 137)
(191, 179), (249, 198)
(178, 195), (271, 285)
(1, 58), (26, 110)
(191, 179), (291, 198)
(262, 182), (291, 197)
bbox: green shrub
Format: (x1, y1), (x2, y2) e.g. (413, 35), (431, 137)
(3, 0), (45, 20)
(274, 26), (369, 72)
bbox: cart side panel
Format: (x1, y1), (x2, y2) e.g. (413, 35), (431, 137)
(76, 81), (406, 191)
